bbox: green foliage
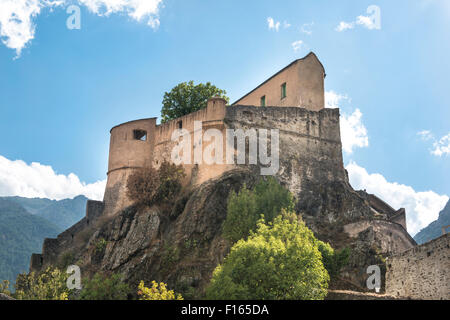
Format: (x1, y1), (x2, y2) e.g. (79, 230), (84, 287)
(137, 281), (183, 300)
(160, 81), (229, 123)
(95, 238), (108, 253)
(207, 212), (330, 300)
(161, 244), (180, 269)
(222, 177), (296, 243)
(317, 242), (351, 278)
(78, 273), (131, 300)
(14, 267), (70, 300)
(127, 161), (186, 207)
(58, 251), (75, 269)
(154, 161), (186, 203)
(0, 280), (11, 296)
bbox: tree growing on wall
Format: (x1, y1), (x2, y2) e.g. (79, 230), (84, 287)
(160, 81), (229, 123)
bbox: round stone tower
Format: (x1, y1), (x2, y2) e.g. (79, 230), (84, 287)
(103, 118), (157, 216)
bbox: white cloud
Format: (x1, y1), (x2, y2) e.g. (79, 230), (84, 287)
(267, 17), (280, 31)
(325, 90), (349, 109)
(291, 40), (303, 52)
(417, 130), (450, 156)
(0, 0), (63, 56)
(432, 133), (450, 156)
(300, 22), (313, 35)
(346, 162), (449, 236)
(78, 0), (163, 28)
(325, 91), (368, 154)
(417, 130), (433, 141)
(340, 109), (369, 154)
(356, 15), (377, 30)
(283, 21), (291, 29)
(0, 155), (106, 201)
(0, 0), (163, 57)
(336, 5), (381, 32)
(335, 21), (354, 32)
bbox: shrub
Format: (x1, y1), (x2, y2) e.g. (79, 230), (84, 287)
(78, 273), (131, 300)
(154, 161), (186, 202)
(207, 211), (329, 300)
(317, 242), (350, 279)
(95, 238), (108, 253)
(0, 280), (11, 296)
(127, 161), (185, 207)
(137, 281), (183, 300)
(14, 267), (70, 300)
(222, 177), (295, 243)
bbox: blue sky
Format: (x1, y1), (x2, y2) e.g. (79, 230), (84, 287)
(0, 0), (449, 235)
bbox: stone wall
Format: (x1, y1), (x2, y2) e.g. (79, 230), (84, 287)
(343, 220), (416, 255)
(30, 200), (105, 272)
(386, 233), (449, 300)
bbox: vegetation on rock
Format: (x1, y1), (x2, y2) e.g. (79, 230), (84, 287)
(222, 177), (295, 243)
(14, 267), (70, 300)
(317, 242), (351, 279)
(207, 211), (330, 300)
(79, 272), (131, 300)
(137, 280), (183, 300)
(127, 161), (185, 207)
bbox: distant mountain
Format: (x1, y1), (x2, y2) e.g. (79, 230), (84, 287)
(0, 195), (89, 290)
(0, 199), (60, 288)
(1, 195), (88, 230)
(414, 200), (450, 244)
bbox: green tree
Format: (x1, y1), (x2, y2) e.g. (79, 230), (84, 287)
(317, 242), (350, 279)
(207, 211), (330, 300)
(222, 177), (295, 243)
(160, 81), (229, 123)
(14, 267), (70, 300)
(78, 272), (131, 300)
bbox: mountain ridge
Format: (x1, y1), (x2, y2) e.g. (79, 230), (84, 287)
(0, 195), (89, 289)
(414, 199), (450, 244)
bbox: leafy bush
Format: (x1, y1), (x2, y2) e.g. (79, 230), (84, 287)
(0, 280), (11, 296)
(207, 211), (329, 300)
(78, 273), (131, 300)
(161, 81), (229, 123)
(222, 177), (295, 243)
(317, 242), (350, 279)
(127, 161), (185, 207)
(14, 267), (70, 300)
(137, 281), (183, 300)
(95, 238), (108, 253)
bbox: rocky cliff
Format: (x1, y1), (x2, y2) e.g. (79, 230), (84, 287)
(32, 169), (415, 297)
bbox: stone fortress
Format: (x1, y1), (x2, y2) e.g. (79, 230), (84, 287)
(30, 52), (448, 300)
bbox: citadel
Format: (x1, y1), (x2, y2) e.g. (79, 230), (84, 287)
(30, 52), (449, 300)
